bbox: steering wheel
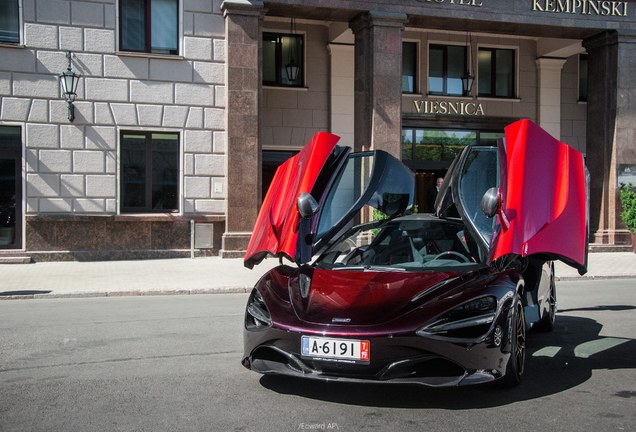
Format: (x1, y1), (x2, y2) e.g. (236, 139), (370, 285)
(431, 251), (470, 263)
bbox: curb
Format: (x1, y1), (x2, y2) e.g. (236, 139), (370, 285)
(0, 287), (253, 300)
(2, 274), (636, 300)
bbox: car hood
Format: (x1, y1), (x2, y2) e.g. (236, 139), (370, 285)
(287, 268), (479, 326)
(437, 119), (588, 274)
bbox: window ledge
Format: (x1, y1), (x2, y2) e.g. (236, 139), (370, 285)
(476, 97), (521, 103)
(116, 51), (184, 60)
(0, 42), (24, 49)
(263, 85), (309, 91)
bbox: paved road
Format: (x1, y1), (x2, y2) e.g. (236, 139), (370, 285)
(1, 279), (634, 432)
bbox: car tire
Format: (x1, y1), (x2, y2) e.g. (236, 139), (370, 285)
(536, 275), (557, 332)
(501, 294), (526, 386)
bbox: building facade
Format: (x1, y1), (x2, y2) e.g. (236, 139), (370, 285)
(1, 0), (635, 261)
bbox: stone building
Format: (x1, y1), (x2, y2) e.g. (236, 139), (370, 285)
(0, 0), (635, 261)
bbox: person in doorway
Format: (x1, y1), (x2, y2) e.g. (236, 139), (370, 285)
(428, 177), (444, 212)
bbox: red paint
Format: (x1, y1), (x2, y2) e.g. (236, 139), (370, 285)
(244, 132), (341, 268)
(492, 119), (587, 273)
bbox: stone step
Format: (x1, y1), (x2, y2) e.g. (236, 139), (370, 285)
(0, 252), (32, 264)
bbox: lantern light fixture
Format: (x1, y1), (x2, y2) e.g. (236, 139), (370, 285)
(461, 32), (475, 97)
(60, 51), (81, 122)
(284, 18), (300, 83)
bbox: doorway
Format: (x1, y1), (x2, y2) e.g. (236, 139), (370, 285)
(0, 126), (22, 249)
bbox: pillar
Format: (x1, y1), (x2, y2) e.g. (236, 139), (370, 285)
(583, 31), (636, 245)
(536, 57), (566, 139)
(220, 0), (264, 258)
(350, 12), (407, 155)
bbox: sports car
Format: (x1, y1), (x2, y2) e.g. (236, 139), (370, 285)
(241, 119), (588, 387)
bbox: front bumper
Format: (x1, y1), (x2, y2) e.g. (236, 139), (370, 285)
(242, 327), (510, 387)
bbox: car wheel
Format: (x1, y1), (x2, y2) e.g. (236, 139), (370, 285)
(536, 276), (557, 332)
(502, 295), (526, 386)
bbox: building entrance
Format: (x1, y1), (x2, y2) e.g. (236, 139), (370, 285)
(0, 127), (22, 249)
(402, 127), (504, 213)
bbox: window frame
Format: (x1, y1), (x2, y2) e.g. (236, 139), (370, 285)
(427, 43), (468, 97)
(0, 0), (22, 45)
(477, 46), (517, 99)
(262, 31), (305, 88)
(118, 0), (181, 56)
(119, 130), (181, 214)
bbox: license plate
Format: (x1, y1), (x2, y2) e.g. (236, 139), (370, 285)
(301, 336), (370, 363)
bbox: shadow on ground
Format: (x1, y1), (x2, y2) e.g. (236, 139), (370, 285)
(259, 313), (636, 409)
(0, 290), (52, 296)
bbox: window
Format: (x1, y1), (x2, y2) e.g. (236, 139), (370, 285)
(578, 54), (588, 102)
(263, 32), (304, 87)
(0, 0), (20, 44)
(478, 48), (515, 98)
(428, 44), (467, 96)
(401, 128), (504, 162)
(402, 42), (417, 94)
(121, 132), (179, 213)
(120, 0), (179, 55)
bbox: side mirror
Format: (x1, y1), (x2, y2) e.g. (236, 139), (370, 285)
(480, 187), (500, 218)
(297, 192), (319, 219)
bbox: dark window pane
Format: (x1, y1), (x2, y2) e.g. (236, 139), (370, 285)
(263, 34), (278, 83)
(263, 32), (304, 87)
(151, 0), (178, 54)
(151, 134), (178, 210)
(478, 48), (514, 98)
(121, 0), (146, 52)
(428, 46), (444, 94)
(120, 0), (178, 54)
(579, 54), (588, 102)
(402, 42), (417, 93)
(121, 132), (179, 213)
(495, 49), (514, 97)
(0, 0), (20, 43)
(478, 49), (492, 95)
(447, 45), (466, 96)
(121, 134), (147, 209)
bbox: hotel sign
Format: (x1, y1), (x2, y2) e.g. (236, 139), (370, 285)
(414, 100), (486, 116)
(531, 0), (629, 16)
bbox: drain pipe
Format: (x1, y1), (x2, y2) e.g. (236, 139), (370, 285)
(190, 219), (195, 259)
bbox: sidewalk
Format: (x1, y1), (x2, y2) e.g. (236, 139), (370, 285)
(0, 253), (635, 300)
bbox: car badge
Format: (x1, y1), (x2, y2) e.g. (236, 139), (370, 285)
(331, 317), (352, 324)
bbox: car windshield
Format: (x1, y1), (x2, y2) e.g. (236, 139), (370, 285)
(314, 216), (484, 271)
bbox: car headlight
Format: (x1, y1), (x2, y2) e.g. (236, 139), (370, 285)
(245, 289), (272, 330)
(417, 296), (497, 339)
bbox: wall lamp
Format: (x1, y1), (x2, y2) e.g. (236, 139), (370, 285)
(60, 51), (81, 122)
(461, 32), (475, 97)
(284, 18), (300, 82)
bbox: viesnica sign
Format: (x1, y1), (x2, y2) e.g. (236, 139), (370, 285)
(413, 100), (486, 116)
(532, 0), (629, 16)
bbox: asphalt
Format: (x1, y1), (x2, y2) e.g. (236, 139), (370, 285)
(0, 252), (635, 300)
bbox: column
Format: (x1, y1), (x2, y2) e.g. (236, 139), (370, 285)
(220, 0), (264, 258)
(583, 31), (636, 246)
(536, 57), (566, 139)
(328, 43), (355, 149)
(350, 12), (407, 155)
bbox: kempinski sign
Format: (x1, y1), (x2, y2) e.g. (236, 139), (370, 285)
(417, 0), (630, 17)
(532, 0), (629, 16)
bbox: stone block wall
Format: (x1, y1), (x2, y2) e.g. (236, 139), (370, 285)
(0, 0), (228, 258)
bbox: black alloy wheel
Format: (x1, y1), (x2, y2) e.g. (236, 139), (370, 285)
(502, 295), (526, 386)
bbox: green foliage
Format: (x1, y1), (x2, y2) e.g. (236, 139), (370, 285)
(619, 183), (636, 234)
